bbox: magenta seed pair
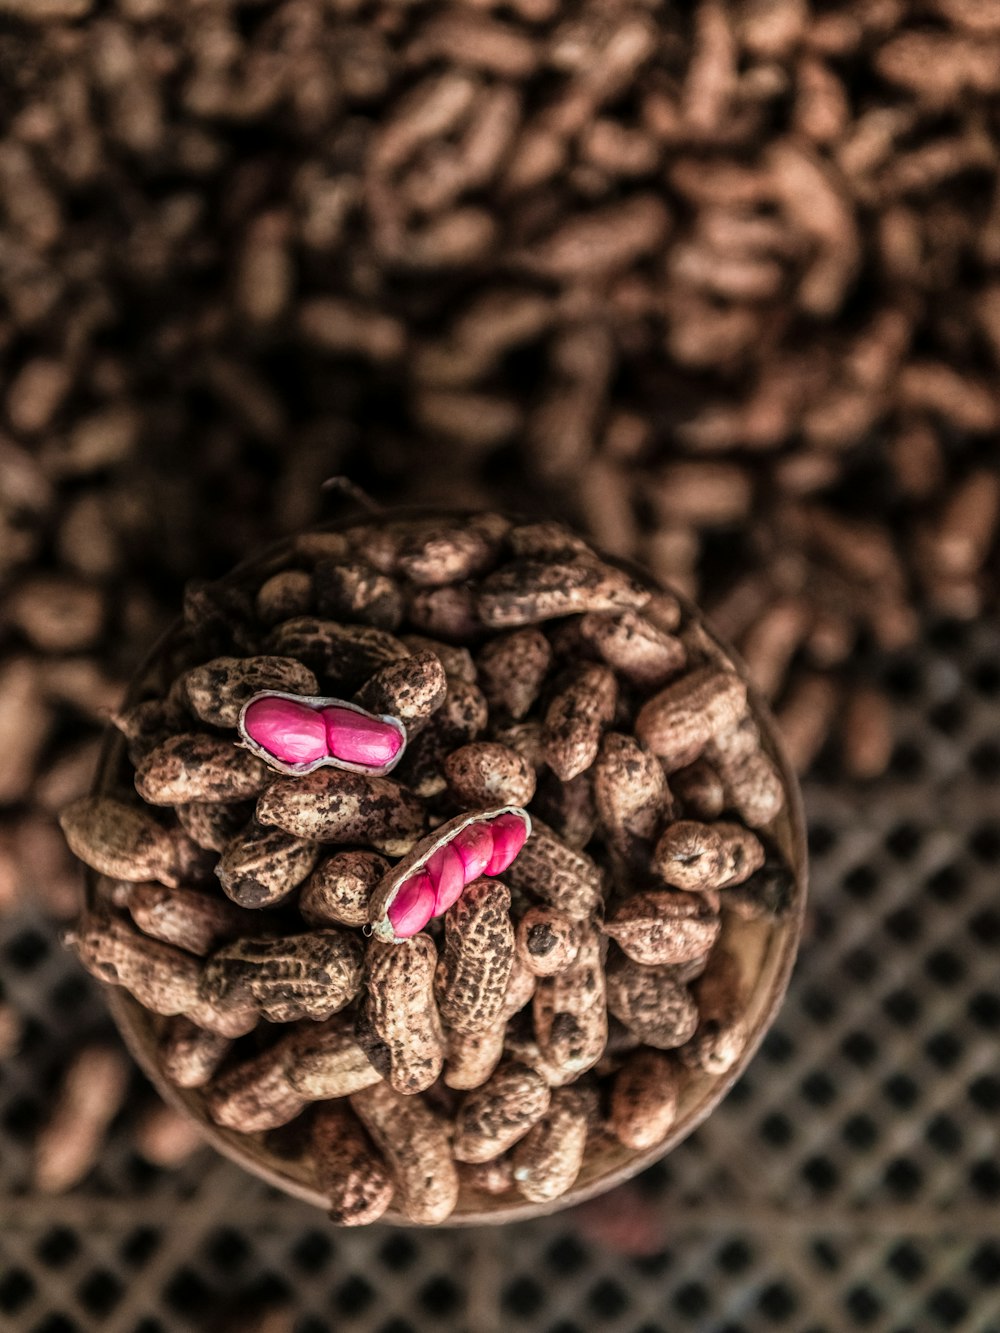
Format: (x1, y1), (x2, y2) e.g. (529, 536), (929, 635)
(238, 692), (405, 776)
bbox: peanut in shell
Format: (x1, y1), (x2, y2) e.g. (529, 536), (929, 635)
(515, 905), (581, 977)
(135, 733), (272, 806)
(634, 667), (747, 771)
(444, 741), (537, 807)
(653, 820), (765, 892)
(299, 850), (390, 928)
(350, 1080), (459, 1225)
(255, 766), (426, 856)
(502, 817), (604, 919)
(532, 926), (608, 1083)
(113, 880), (257, 956)
(478, 557), (650, 627)
(312, 1102), (395, 1226)
(578, 609), (686, 689)
(602, 890), (721, 966)
(476, 628), (552, 719)
(59, 797), (184, 886)
(542, 663), (617, 781)
(200, 929), (363, 1023)
(215, 822), (320, 908)
(453, 1063), (552, 1163)
(205, 1044), (308, 1133)
(357, 935), (445, 1094)
(609, 1049), (679, 1151)
(605, 950), (699, 1049)
(159, 1017), (232, 1089)
(511, 1086), (590, 1203)
(435, 877), (515, 1034)
(183, 655), (318, 728)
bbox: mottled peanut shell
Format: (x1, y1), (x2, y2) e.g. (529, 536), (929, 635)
(503, 950), (538, 1018)
(135, 733), (271, 806)
(396, 513), (509, 586)
(299, 850), (390, 928)
(578, 610), (686, 689)
(605, 951), (699, 1049)
(453, 1063), (552, 1163)
(159, 1017), (231, 1089)
(478, 558), (649, 627)
(718, 750), (785, 828)
(255, 767), (426, 856)
(174, 800), (255, 853)
(507, 521), (591, 559)
(653, 820), (765, 892)
(312, 1102), (395, 1226)
(511, 1086), (590, 1203)
(435, 878), (515, 1035)
(183, 655), (319, 728)
(532, 927), (607, 1082)
(265, 617), (408, 688)
(350, 1081), (459, 1225)
(531, 769), (597, 849)
(502, 818), (604, 919)
(460, 1156), (514, 1196)
(59, 797), (183, 886)
(201, 930), (363, 1023)
(679, 948), (746, 1075)
(542, 663), (617, 781)
(115, 881), (256, 956)
(444, 1027), (507, 1091)
(314, 558), (403, 630)
(592, 732), (672, 859)
(283, 1016), (381, 1099)
(610, 1049), (679, 1150)
(354, 647), (447, 724)
(255, 569), (314, 625)
(71, 912), (203, 1016)
(396, 676), (488, 796)
(357, 936), (445, 1095)
(400, 635), (476, 683)
(406, 583), (482, 640)
(476, 628), (552, 719)
(516, 905), (581, 977)
(602, 891), (720, 966)
(670, 760), (726, 820)
(206, 1043), (307, 1132)
(635, 667), (748, 771)
(215, 822), (320, 908)
(491, 720), (546, 773)
(444, 741), (537, 807)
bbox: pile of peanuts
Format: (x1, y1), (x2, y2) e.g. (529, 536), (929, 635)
(61, 513), (796, 1224)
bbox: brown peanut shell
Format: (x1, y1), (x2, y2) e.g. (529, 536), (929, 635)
(284, 1017), (382, 1099)
(653, 820), (765, 892)
(592, 731), (672, 860)
(542, 663), (617, 781)
(215, 822), (320, 908)
(299, 850), (390, 928)
(476, 628), (552, 719)
(350, 1081), (459, 1225)
(605, 950), (699, 1049)
(609, 1049), (679, 1151)
(444, 741), (537, 807)
(159, 1017), (232, 1089)
(354, 647), (447, 724)
(453, 1063), (552, 1163)
(312, 1102), (395, 1226)
(502, 817), (604, 919)
(578, 610), (686, 689)
(435, 877), (515, 1034)
(255, 767), (426, 856)
(135, 733), (271, 806)
(183, 655), (319, 728)
(602, 890), (721, 966)
(478, 558), (649, 627)
(201, 930), (363, 1023)
(532, 926), (608, 1083)
(59, 797), (184, 886)
(515, 905), (581, 977)
(114, 880), (257, 956)
(314, 558), (403, 630)
(511, 1086), (590, 1203)
(635, 667), (747, 771)
(206, 1044), (307, 1133)
(357, 936), (445, 1095)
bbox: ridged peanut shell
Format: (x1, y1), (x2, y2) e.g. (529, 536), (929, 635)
(602, 891), (721, 965)
(312, 1102), (395, 1226)
(453, 1063), (552, 1163)
(350, 1081), (459, 1225)
(357, 936), (445, 1095)
(256, 767), (426, 856)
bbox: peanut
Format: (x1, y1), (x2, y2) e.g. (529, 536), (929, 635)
(511, 1086), (591, 1203)
(532, 926), (608, 1083)
(256, 569), (314, 625)
(635, 667), (747, 770)
(70, 911), (204, 1016)
(183, 655), (318, 728)
(353, 647), (447, 723)
(602, 891), (720, 965)
(175, 799), (255, 853)
(59, 797), (184, 886)
(283, 1016), (382, 1099)
(460, 1156), (514, 1196)
(478, 557), (650, 626)
(453, 1063), (552, 1162)
(314, 558), (403, 630)
(350, 1081), (459, 1225)
(265, 617), (408, 689)
(312, 1102), (395, 1226)
(722, 860), (796, 920)
(679, 948), (746, 1074)
(206, 1045), (308, 1133)
(159, 1017), (231, 1089)
(592, 731), (672, 862)
(444, 741), (537, 807)
(201, 930), (363, 1023)
(542, 663), (617, 781)
(670, 759), (726, 820)
(135, 733), (272, 806)
(502, 817), (604, 919)
(33, 1045), (129, 1193)
(255, 767), (426, 855)
(396, 675), (488, 796)
(357, 936), (445, 1094)
(114, 880), (257, 955)
(516, 905), (581, 976)
(299, 850), (390, 927)
(215, 822), (320, 908)
(396, 513), (509, 586)
(435, 877), (515, 1034)
(653, 820), (765, 891)
(531, 769), (597, 849)
(605, 950), (699, 1049)
(476, 628), (552, 719)
(578, 610), (686, 688)
(609, 1049), (679, 1151)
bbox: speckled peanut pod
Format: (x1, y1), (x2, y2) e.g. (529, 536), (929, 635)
(113, 881), (258, 955)
(507, 521), (591, 560)
(59, 797), (185, 886)
(396, 513), (510, 587)
(679, 948), (747, 1075)
(314, 558), (403, 630)
(299, 850), (390, 928)
(444, 741), (537, 807)
(354, 647), (448, 725)
(174, 800), (255, 853)
(443, 945), (535, 1090)
(653, 820), (765, 892)
(350, 1081), (459, 1225)
(396, 675), (488, 796)
(478, 558), (650, 627)
(183, 655), (319, 728)
(200, 930), (363, 1023)
(502, 817), (604, 919)
(452, 1063), (552, 1163)
(357, 936), (445, 1095)
(602, 891), (720, 966)
(635, 667), (747, 771)
(476, 628), (553, 719)
(283, 1016), (382, 1099)
(592, 732), (673, 863)
(159, 1017), (232, 1089)
(265, 617), (408, 688)
(532, 926), (607, 1083)
(215, 821), (320, 908)
(542, 663), (617, 781)
(435, 877), (515, 1034)
(255, 767), (426, 856)
(609, 1049), (680, 1151)
(135, 733), (272, 806)
(511, 1086), (590, 1203)
(705, 714), (785, 828)
(205, 1043), (308, 1132)
(70, 911), (203, 1015)
(578, 610), (686, 689)
(605, 951), (699, 1049)
(312, 1102), (395, 1226)
(515, 905), (581, 977)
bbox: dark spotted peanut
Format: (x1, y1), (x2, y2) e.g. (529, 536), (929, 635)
(478, 558), (649, 627)
(605, 951), (699, 1049)
(312, 1102), (395, 1226)
(435, 878), (515, 1035)
(159, 1018), (231, 1089)
(183, 655), (318, 728)
(255, 767), (426, 856)
(516, 905), (581, 977)
(511, 1086), (591, 1203)
(502, 818), (604, 919)
(609, 1049), (680, 1151)
(354, 648), (447, 725)
(135, 734), (272, 806)
(532, 926), (607, 1083)
(476, 628), (552, 719)
(114, 881), (257, 955)
(653, 821), (765, 892)
(357, 936), (445, 1095)
(602, 891), (721, 966)
(635, 668), (748, 771)
(542, 664), (617, 781)
(299, 850), (390, 928)
(201, 930), (363, 1023)
(215, 822), (320, 908)
(452, 1063), (552, 1163)
(444, 741), (537, 807)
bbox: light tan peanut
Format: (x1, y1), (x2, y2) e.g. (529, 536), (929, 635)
(653, 820), (765, 891)
(679, 948), (747, 1075)
(135, 733), (272, 806)
(201, 930), (363, 1023)
(578, 610), (686, 688)
(265, 617), (408, 688)
(531, 769), (597, 849)
(70, 911), (203, 1015)
(435, 878), (515, 1034)
(670, 759), (726, 820)
(592, 731), (672, 861)
(516, 905), (581, 976)
(478, 557), (650, 626)
(453, 1063), (552, 1162)
(159, 1017), (231, 1089)
(183, 655), (318, 728)
(350, 1081), (459, 1225)
(206, 1045), (308, 1132)
(299, 850), (390, 927)
(444, 1027), (507, 1091)
(444, 741), (537, 807)
(705, 712), (785, 827)
(609, 1049), (679, 1150)
(174, 800), (255, 853)
(605, 951), (699, 1049)
(397, 675), (489, 795)
(511, 1086), (590, 1203)
(114, 881), (257, 955)
(33, 1045), (129, 1193)
(354, 647), (448, 724)
(357, 936), (445, 1094)
(502, 817), (604, 919)
(400, 635), (477, 683)
(314, 558), (403, 630)
(602, 891), (720, 965)
(312, 1102), (395, 1226)
(460, 1156), (514, 1196)
(215, 822), (320, 908)
(396, 513), (509, 586)
(283, 1017), (381, 1099)
(476, 628), (552, 719)
(635, 667), (747, 770)
(256, 569), (314, 625)
(60, 797), (184, 886)
(542, 663), (617, 781)
(255, 767), (426, 855)
(532, 926), (607, 1082)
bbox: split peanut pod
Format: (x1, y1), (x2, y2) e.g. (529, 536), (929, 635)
(237, 691), (406, 777)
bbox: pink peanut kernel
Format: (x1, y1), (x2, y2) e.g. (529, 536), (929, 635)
(484, 812), (529, 876)
(322, 706), (403, 768)
(242, 696), (328, 767)
(387, 871), (436, 938)
(425, 843), (466, 915)
(450, 822), (494, 882)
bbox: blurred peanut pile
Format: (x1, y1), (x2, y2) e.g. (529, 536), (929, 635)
(2, 0), (999, 1189)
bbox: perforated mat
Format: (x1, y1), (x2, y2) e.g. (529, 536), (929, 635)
(1, 617), (998, 1333)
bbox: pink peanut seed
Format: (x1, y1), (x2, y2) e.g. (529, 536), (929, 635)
(484, 812), (529, 876)
(425, 842), (466, 914)
(322, 706), (403, 768)
(242, 696), (328, 766)
(387, 871), (436, 938)
(450, 822), (494, 882)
